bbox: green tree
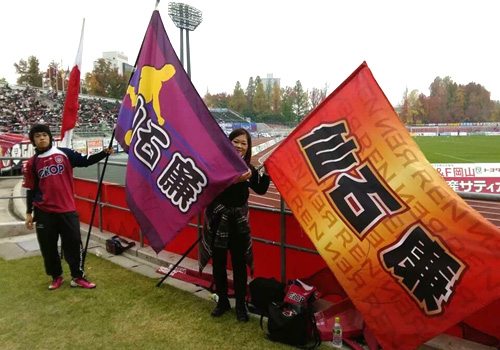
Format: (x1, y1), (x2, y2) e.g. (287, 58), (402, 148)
(265, 79), (272, 101)
(203, 92), (231, 108)
(253, 76), (268, 113)
(427, 77), (447, 123)
(245, 77), (255, 110)
(463, 82), (492, 122)
(269, 82), (281, 113)
(403, 76), (499, 123)
(449, 86), (466, 122)
(491, 101), (500, 122)
(281, 86), (295, 124)
(203, 91), (213, 106)
(0, 77), (7, 85)
(292, 80), (309, 123)
(399, 87), (410, 123)
(14, 56), (43, 87)
(228, 81), (246, 112)
(309, 84), (328, 110)
(406, 89), (424, 124)
(46, 61), (64, 91)
(84, 58), (127, 98)
(443, 76), (458, 114)
(107, 69), (129, 99)
(399, 87), (425, 124)
(84, 58), (112, 96)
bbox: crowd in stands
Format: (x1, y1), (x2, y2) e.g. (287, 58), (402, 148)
(0, 85), (120, 134)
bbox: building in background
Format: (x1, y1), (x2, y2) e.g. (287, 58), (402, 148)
(261, 73), (280, 90)
(101, 51), (134, 75)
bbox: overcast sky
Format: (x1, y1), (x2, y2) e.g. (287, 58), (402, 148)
(1, 0), (499, 106)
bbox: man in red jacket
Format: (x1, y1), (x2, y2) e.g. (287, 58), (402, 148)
(24, 124), (113, 290)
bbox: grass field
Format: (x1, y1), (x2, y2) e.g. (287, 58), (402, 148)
(0, 255), (316, 350)
(413, 135), (500, 163)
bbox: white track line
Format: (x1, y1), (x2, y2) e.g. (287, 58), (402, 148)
(433, 153), (474, 162)
(469, 205), (500, 211)
(466, 199), (500, 206)
(248, 200), (274, 207)
(471, 210), (500, 216)
(249, 195), (282, 203)
(257, 145), (280, 164)
(264, 190), (280, 195)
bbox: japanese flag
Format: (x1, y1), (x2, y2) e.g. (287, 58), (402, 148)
(60, 19), (85, 148)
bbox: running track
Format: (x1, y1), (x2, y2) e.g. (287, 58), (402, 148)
(249, 140), (500, 229)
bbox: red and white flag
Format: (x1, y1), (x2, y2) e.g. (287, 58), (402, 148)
(60, 19), (85, 148)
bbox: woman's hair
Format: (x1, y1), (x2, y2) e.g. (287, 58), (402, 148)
(229, 128), (252, 165)
(28, 124), (53, 146)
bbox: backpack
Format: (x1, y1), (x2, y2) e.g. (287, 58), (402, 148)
(262, 279), (321, 348)
(105, 235), (135, 255)
(247, 277), (286, 316)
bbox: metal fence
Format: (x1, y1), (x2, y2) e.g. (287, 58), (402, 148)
(75, 161), (318, 282)
(2, 156), (500, 282)
(0, 157), (314, 281)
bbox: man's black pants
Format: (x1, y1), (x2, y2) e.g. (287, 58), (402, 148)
(34, 207), (84, 279)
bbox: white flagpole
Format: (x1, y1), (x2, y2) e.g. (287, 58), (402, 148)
(60, 19), (85, 149)
(61, 60), (65, 94)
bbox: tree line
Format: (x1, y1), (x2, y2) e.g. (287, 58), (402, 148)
(11, 55), (500, 125)
(12, 55), (129, 99)
(399, 76), (500, 124)
(203, 78), (329, 126)
(11, 55), (328, 126)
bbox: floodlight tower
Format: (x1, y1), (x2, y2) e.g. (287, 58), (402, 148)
(168, 2), (202, 78)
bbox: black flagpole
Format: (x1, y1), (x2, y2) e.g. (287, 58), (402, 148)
(156, 235), (202, 287)
(81, 129), (115, 269)
(80, 8), (152, 269)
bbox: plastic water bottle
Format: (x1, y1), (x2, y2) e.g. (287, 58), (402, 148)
(332, 316), (342, 348)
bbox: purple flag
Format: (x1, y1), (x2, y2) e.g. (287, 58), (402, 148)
(116, 11), (247, 253)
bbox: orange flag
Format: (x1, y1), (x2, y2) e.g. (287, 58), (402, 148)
(265, 62), (500, 350)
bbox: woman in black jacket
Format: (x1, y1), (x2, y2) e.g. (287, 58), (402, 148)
(199, 128), (270, 322)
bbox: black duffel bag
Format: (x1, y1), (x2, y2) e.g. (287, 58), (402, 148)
(265, 301), (320, 348)
(247, 277), (286, 316)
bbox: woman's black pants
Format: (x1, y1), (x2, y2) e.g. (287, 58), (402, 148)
(212, 226), (248, 302)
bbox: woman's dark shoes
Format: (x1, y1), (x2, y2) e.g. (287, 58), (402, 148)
(235, 301), (249, 322)
(211, 299), (230, 317)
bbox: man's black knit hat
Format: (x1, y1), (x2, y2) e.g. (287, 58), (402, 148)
(28, 124), (53, 146)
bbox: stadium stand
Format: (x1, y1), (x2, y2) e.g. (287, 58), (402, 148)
(0, 84), (119, 136)
(208, 107), (247, 123)
(1, 85), (291, 140)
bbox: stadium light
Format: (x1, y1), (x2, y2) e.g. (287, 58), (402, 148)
(168, 2), (202, 31)
(168, 2), (203, 78)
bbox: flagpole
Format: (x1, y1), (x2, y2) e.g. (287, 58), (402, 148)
(156, 235), (202, 287)
(81, 129), (115, 269)
(55, 64), (58, 96)
(156, 3), (204, 286)
(90, 12), (150, 267)
(61, 60), (65, 94)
